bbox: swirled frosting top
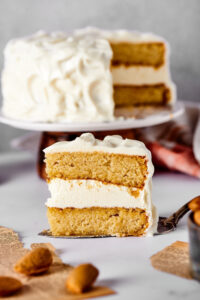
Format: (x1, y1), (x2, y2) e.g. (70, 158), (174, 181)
(2, 31), (114, 122)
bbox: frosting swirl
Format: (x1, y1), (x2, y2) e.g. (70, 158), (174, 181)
(2, 31), (114, 122)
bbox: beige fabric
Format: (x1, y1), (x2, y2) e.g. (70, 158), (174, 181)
(151, 241), (192, 279)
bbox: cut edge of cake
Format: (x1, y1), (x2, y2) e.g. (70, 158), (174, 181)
(75, 27), (176, 107)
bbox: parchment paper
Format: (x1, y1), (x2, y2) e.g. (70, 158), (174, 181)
(150, 241), (192, 279)
(0, 226), (115, 299)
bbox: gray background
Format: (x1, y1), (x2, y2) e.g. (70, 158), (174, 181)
(0, 0), (199, 152)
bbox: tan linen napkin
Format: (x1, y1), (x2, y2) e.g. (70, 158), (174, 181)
(0, 226), (115, 299)
(150, 241), (192, 279)
(136, 103), (200, 178)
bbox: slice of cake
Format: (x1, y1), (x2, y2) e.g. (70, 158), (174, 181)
(44, 133), (157, 237)
(76, 28), (176, 107)
(1, 31), (114, 122)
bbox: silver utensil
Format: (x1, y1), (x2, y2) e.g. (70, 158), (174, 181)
(157, 196), (200, 234)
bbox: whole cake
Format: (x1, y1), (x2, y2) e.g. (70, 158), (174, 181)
(1, 29), (176, 123)
(44, 133), (157, 237)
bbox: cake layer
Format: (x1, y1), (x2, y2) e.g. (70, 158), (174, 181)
(45, 151), (147, 188)
(114, 84), (171, 106)
(44, 134), (153, 189)
(47, 207), (149, 237)
(111, 42), (165, 67)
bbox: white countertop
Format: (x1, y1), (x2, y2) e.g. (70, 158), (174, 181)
(0, 151), (199, 299)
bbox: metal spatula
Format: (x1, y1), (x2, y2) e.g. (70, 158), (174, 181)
(157, 196), (200, 234)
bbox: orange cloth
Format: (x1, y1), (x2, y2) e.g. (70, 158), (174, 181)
(147, 142), (200, 178)
(136, 103), (200, 178)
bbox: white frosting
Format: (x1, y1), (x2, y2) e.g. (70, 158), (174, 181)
(44, 133), (154, 177)
(112, 65), (169, 85)
(45, 133), (150, 155)
(75, 27), (164, 43)
(46, 178), (158, 236)
(46, 179), (148, 209)
(2, 31), (114, 122)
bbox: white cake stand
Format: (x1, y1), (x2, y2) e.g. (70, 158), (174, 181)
(0, 101), (184, 132)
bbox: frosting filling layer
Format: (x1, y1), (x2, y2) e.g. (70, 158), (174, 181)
(112, 65), (170, 85)
(46, 178), (150, 209)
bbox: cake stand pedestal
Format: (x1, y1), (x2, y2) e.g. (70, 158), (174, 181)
(0, 101), (185, 179)
(37, 129), (136, 179)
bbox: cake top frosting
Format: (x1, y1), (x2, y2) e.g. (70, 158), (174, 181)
(75, 27), (165, 43)
(2, 31), (114, 122)
(4, 30), (113, 60)
(44, 133), (154, 176)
